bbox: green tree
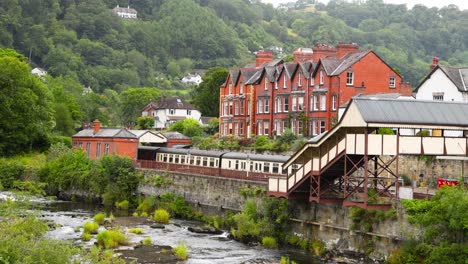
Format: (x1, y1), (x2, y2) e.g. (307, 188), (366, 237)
(119, 88), (160, 126)
(191, 67), (228, 117)
(169, 118), (203, 138)
(0, 49), (54, 156)
(135, 116), (155, 130)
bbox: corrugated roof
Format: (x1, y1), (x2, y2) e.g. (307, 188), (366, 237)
(353, 98), (468, 127)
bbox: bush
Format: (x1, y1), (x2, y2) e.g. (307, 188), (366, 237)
(128, 228), (143, 234)
(137, 196), (157, 214)
(93, 213), (106, 224)
(0, 161), (26, 189)
(12, 180), (46, 196)
(115, 200), (129, 210)
(153, 209), (170, 224)
(262, 236), (277, 248)
(172, 242), (188, 260)
(132, 212), (139, 217)
(83, 221), (99, 234)
(310, 240), (327, 256)
(96, 230), (127, 249)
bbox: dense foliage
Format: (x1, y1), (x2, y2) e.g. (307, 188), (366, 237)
(389, 186), (468, 263)
(39, 147), (142, 207)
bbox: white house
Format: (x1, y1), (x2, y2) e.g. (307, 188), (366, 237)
(141, 97), (202, 130)
(181, 73), (202, 85)
(112, 5), (137, 19)
(31, 67), (47, 77)
(415, 59), (468, 102)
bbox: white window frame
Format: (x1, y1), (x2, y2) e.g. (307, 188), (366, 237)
(332, 94), (337, 111)
(264, 77), (268, 90)
(319, 70), (324, 85)
(264, 120), (269, 135)
(346, 71), (354, 86)
(298, 96), (304, 111)
(313, 95), (318, 111)
(264, 98), (269, 113)
(258, 100), (263, 114)
(298, 72), (302, 87)
(320, 120), (326, 133)
(283, 75), (287, 88)
(284, 97), (289, 112)
(389, 76), (396, 88)
(292, 95), (297, 111)
(169, 109), (175, 115)
(320, 94), (326, 111)
(235, 101), (239, 115)
(229, 83), (233, 94)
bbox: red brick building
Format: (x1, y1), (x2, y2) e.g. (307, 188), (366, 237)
(219, 43), (412, 138)
(72, 120), (139, 159)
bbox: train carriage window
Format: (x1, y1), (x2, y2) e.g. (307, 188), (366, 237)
(235, 160), (239, 170)
(168, 154), (173, 163)
(181, 155), (185, 164)
(273, 163), (279, 174)
(175, 155), (179, 163)
(241, 161), (246, 170)
(196, 156), (201, 166)
(189, 156), (195, 165)
(282, 168), (288, 175)
(228, 160), (232, 168)
(163, 154), (168, 162)
(203, 157), (208, 166)
(215, 159), (219, 167)
(263, 162), (270, 173)
(209, 158), (214, 167)
(250, 162), (253, 172)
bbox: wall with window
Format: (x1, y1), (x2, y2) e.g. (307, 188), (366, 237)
(415, 68), (464, 102)
(72, 137), (138, 160)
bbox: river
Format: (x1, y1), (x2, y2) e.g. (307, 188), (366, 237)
(1, 192), (366, 264)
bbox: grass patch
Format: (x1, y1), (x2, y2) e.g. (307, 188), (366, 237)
(141, 237), (152, 245)
(96, 230), (127, 249)
(262, 236), (277, 248)
(93, 213), (106, 225)
(115, 200), (129, 210)
(82, 232), (92, 241)
(128, 228), (143, 234)
(172, 242), (188, 260)
(132, 212), (139, 217)
(83, 221), (99, 234)
(153, 209), (170, 224)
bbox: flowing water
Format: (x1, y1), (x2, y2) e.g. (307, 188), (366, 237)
(1, 192), (366, 264)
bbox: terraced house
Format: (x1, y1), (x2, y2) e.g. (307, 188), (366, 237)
(219, 43), (412, 138)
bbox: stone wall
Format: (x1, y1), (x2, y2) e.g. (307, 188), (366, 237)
(139, 169), (265, 211)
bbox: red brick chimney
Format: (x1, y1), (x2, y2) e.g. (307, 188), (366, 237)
(399, 82), (413, 96)
(256, 50), (273, 67)
(430, 56), (439, 71)
(336, 42), (360, 59)
(312, 44), (337, 62)
(93, 119), (101, 134)
(293, 48), (314, 63)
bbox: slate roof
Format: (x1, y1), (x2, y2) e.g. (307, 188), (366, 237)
(161, 132), (191, 140)
(284, 62), (298, 79)
(438, 66), (468, 92)
(352, 97), (468, 127)
(316, 50), (370, 76)
(151, 97), (196, 110)
(73, 128), (137, 138)
(229, 69), (240, 85)
(240, 68), (258, 84)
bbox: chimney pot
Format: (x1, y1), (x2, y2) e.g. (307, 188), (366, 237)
(430, 56), (439, 71)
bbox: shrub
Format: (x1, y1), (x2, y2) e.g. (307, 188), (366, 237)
(96, 230), (127, 249)
(129, 228), (143, 234)
(262, 236), (277, 248)
(93, 213), (106, 224)
(141, 237), (152, 245)
(83, 221), (99, 234)
(141, 212), (148, 217)
(153, 209), (170, 224)
(310, 240), (327, 256)
(0, 161), (25, 189)
(82, 232), (92, 241)
(132, 212), (139, 217)
(12, 180), (46, 196)
(172, 242), (188, 260)
(137, 196), (157, 214)
(115, 200), (129, 210)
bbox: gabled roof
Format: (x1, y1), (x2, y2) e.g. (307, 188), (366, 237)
(240, 68), (258, 84)
(284, 62), (298, 80)
(245, 69), (263, 85)
(416, 65), (468, 92)
(160, 132), (191, 140)
(148, 97), (196, 110)
(73, 128), (137, 139)
(229, 69), (240, 86)
(299, 61), (313, 79)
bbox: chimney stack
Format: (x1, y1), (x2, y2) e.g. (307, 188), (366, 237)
(255, 50), (273, 67)
(336, 42), (359, 59)
(312, 44), (337, 62)
(293, 48), (314, 63)
(430, 56), (439, 71)
(93, 119), (101, 134)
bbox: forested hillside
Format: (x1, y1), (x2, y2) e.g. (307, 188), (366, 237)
(1, 0), (468, 152)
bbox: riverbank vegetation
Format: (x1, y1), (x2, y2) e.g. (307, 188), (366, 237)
(389, 186), (468, 263)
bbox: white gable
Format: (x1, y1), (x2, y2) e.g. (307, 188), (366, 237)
(416, 68), (465, 102)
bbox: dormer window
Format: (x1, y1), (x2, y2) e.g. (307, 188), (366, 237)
(319, 69), (324, 85)
(298, 72), (302, 87)
(346, 71), (354, 86)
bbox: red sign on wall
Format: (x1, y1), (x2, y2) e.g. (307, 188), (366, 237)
(437, 178), (459, 188)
